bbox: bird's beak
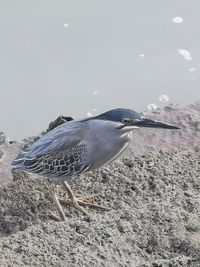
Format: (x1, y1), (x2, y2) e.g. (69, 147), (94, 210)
(131, 118), (180, 129)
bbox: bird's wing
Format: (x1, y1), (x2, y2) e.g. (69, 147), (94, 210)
(27, 121), (86, 157)
(12, 121), (90, 177)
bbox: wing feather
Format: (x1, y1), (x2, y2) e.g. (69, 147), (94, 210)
(27, 120), (86, 157)
(12, 120), (90, 178)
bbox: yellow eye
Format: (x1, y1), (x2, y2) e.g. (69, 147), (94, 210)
(121, 118), (130, 124)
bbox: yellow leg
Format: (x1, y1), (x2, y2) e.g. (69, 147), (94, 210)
(48, 184), (66, 221)
(59, 182), (108, 215)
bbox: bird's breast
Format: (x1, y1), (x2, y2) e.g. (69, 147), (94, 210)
(87, 128), (132, 171)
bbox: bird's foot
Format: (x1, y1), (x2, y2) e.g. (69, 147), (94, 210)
(58, 195), (108, 215)
(61, 182), (108, 215)
(77, 193), (99, 201)
(48, 211), (66, 222)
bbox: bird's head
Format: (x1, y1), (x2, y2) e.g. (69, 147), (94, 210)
(94, 108), (180, 131)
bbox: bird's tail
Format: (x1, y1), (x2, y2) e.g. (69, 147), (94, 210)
(11, 148), (29, 171)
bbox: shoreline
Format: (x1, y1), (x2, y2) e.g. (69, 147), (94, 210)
(0, 102), (200, 266)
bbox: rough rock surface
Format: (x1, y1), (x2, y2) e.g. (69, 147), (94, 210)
(0, 102), (200, 266)
(0, 148), (200, 266)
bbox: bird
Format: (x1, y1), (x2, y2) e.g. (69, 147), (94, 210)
(11, 108), (179, 221)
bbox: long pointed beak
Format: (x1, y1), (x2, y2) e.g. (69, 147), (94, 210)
(132, 118), (180, 129)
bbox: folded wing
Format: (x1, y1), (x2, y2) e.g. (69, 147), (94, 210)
(11, 121), (90, 178)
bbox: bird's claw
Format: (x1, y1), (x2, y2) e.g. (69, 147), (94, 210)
(47, 211), (66, 222)
(58, 197), (108, 213)
(78, 193), (99, 201)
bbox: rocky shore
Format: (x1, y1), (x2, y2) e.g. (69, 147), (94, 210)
(0, 103), (200, 267)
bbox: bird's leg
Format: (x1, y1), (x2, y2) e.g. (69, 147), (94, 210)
(60, 182), (89, 215)
(48, 184), (66, 221)
(59, 181), (107, 215)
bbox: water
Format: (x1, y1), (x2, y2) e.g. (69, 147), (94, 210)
(147, 104), (157, 111)
(0, 0), (200, 140)
(177, 49), (192, 61)
(159, 95), (169, 103)
(172, 17), (183, 24)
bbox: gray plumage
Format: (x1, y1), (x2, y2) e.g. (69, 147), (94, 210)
(12, 108), (179, 183)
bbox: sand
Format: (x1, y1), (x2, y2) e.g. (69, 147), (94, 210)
(0, 103), (200, 266)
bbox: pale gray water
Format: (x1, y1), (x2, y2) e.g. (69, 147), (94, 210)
(0, 0), (200, 139)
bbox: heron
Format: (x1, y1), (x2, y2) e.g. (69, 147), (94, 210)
(11, 108), (179, 221)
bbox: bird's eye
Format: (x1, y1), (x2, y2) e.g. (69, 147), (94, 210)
(121, 118), (130, 125)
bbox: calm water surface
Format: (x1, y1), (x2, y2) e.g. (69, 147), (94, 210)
(0, 0), (200, 139)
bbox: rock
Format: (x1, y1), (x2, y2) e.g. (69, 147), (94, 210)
(0, 148), (200, 266)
